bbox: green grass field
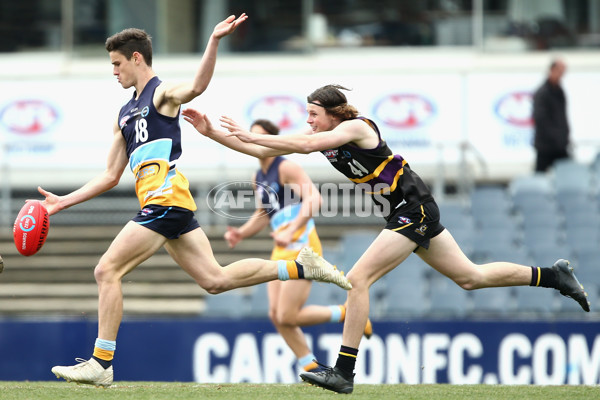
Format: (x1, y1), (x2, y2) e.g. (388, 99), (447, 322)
(0, 382), (597, 400)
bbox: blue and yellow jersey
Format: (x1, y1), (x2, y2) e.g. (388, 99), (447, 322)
(320, 117), (433, 219)
(118, 76), (196, 211)
(255, 157), (321, 261)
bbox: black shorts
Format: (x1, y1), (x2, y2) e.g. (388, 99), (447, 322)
(385, 201), (445, 250)
(132, 204), (200, 239)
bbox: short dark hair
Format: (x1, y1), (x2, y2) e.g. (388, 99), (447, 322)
(307, 84), (359, 120)
(251, 119), (279, 135)
(105, 28), (153, 67)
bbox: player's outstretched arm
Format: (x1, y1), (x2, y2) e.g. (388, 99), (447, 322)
(182, 108), (285, 158)
(222, 116), (368, 154)
(225, 208), (270, 248)
(38, 120), (128, 216)
(165, 14), (248, 106)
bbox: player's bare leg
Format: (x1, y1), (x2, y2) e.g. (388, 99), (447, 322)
(268, 280), (318, 371)
(165, 230), (351, 292)
(301, 230), (415, 393)
(53, 222), (166, 387)
(95, 222), (167, 339)
(418, 230), (589, 311)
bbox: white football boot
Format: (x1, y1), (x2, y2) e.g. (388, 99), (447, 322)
(51, 358), (113, 387)
(296, 247), (352, 290)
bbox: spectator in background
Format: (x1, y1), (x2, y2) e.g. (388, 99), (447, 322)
(532, 58), (570, 172)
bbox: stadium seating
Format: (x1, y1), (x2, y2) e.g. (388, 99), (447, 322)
(202, 290), (250, 318)
(428, 275), (469, 318)
(338, 230), (380, 269)
(553, 159), (594, 195)
(514, 286), (558, 315)
(469, 287), (515, 317)
(246, 284), (271, 318)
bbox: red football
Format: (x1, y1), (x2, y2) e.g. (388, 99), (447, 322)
(13, 200), (50, 256)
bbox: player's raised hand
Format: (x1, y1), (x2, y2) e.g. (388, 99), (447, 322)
(182, 108), (214, 137)
(213, 13), (248, 39)
(224, 226), (243, 248)
(271, 227), (293, 248)
(220, 116), (254, 142)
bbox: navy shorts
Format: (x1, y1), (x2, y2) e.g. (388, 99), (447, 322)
(132, 204), (200, 239)
(384, 201), (446, 250)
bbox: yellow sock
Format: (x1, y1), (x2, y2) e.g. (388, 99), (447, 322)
(303, 360), (319, 372)
(339, 305), (346, 322)
(286, 260), (299, 279)
(93, 347), (114, 362)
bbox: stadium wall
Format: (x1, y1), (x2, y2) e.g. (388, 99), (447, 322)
(1, 49), (600, 191)
(1, 318), (599, 385)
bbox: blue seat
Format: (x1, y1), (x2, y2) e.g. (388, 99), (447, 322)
(447, 227), (476, 255)
(555, 191), (598, 213)
(520, 211), (563, 229)
(246, 284), (270, 318)
(510, 174), (557, 215)
(339, 230), (379, 268)
(564, 212), (600, 230)
(381, 255), (428, 287)
(428, 276), (469, 318)
(576, 248), (600, 269)
(381, 279), (428, 318)
(564, 226), (600, 255)
(202, 290), (249, 318)
(470, 287), (515, 316)
(521, 226), (562, 252)
(552, 160), (593, 194)
(574, 249), (600, 287)
(513, 193), (558, 216)
(322, 246), (344, 270)
(438, 201), (470, 217)
(307, 283), (347, 306)
(510, 174), (554, 197)
(474, 213), (518, 230)
(529, 244), (572, 268)
(514, 286), (557, 315)
(473, 227), (518, 249)
(471, 228), (520, 263)
(483, 245), (532, 265)
(469, 185), (512, 218)
(440, 211), (475, 232)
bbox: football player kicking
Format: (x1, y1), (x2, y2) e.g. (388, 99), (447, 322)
(43, 15), (350, 388)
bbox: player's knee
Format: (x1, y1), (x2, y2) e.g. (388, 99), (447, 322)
(201, 278), (228, 295)
(346, 274), (366, 292)
(273, 309), (297, 326)
(267, 305), (279, 324)
(452, 275), (479, 291)
(94, 262), (117, 284)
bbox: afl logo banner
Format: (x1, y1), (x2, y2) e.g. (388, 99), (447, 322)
(372, 93), (436, 129)
(206, 180), (280, 220)
(494, 91), (533, 127)
(0, 99), (60, 135)
(247, 95), (305, 131)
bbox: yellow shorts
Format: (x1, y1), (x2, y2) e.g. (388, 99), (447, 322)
(270, 227), (322, 261)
